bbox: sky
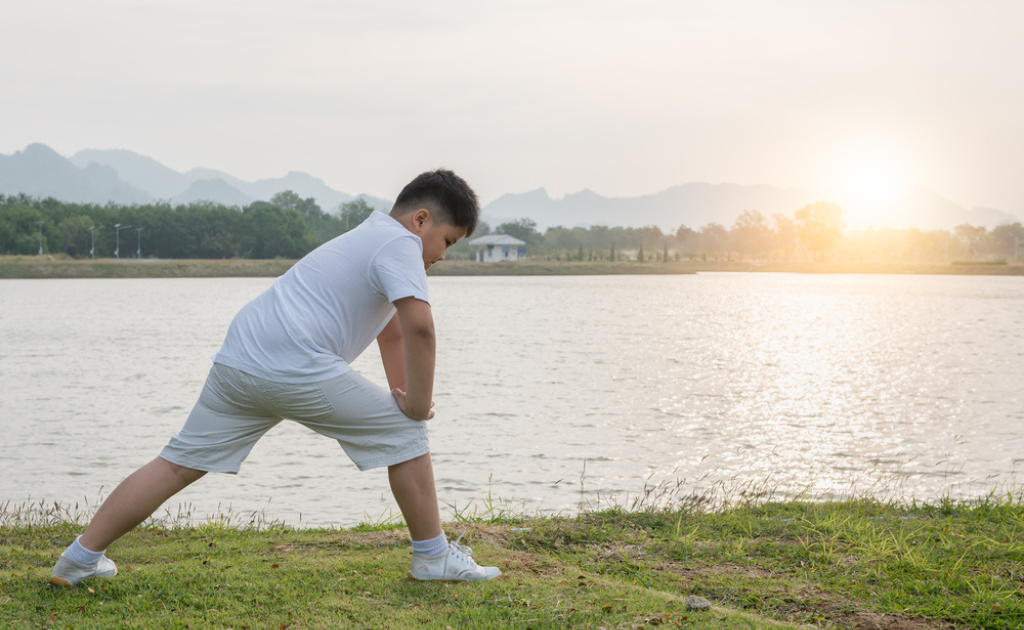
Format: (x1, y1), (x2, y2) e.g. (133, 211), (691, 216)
(2, 0), (1022, 220)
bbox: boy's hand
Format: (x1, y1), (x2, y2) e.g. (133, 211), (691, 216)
(391, 388), (435, 421)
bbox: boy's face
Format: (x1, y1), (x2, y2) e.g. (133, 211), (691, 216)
(410, 209), (468, 270)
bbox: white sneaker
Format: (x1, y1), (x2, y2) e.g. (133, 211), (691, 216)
(49, 554), (118, 587)
(408, 537), (501, 582)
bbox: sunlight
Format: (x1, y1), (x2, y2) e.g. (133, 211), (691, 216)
(826, 143), (916, 227)
(840, 150), (910, 206)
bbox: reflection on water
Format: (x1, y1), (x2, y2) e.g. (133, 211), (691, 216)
(1, 273), (1022, 526)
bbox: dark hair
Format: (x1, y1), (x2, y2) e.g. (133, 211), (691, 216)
(392, 169), (479, 236)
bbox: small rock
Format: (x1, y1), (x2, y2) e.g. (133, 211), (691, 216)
(684, 595), (712, 611)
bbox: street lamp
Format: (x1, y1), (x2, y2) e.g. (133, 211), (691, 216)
(114, 223), (132, 259)
(88, 226), (96, 259)
(136, 227), (143, 259)
(36, 221), (44, 257)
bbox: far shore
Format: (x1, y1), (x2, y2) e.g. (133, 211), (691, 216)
(1, 255), (1022, 279)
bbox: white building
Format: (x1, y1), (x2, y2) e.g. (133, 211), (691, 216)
(467, 234), (527, 262)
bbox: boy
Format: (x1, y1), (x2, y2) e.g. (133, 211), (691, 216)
(50, 169), (501, 586)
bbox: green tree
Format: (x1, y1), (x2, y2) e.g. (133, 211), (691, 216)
(497, 218), (542, 246)
(271, 191), (322, 218)
(241, 202), (316, 258)
(794, 201), (845, 261)
(954, 224), (987, 260)
(338, 199), (375, 232)
(771, 213), (797, 261)
(674, 224), (698, 258)
(59, 215), (95, 258)
(698, 223), (728, 260)
(730, 210), (770, 260)
(0, 202), (43, 254)
(990, 223), (1024, 260)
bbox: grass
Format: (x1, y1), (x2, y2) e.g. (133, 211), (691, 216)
(0, 256), (295, 279)
(3, 486), (1023, 629)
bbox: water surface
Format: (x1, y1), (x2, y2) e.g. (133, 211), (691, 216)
(1, 273), (1021, 526)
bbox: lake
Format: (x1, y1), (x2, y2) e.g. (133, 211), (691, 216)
(1, 273), (1022, 527)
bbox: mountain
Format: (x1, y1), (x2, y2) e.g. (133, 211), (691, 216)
(185, 169), (356, 212)
(70, 148), (365, 212)
(171, 179), (253, 207)
(483, 183), (826, 231)
(887, 185), (1021, 231)
(847, 184), (1024, 234)
(5, 144), (1020, 230)
(70, 149), (190, 199)
(483, 183), (1023, 232)
(1, 144), (152, 205)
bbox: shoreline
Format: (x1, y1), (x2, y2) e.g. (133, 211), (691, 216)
(1, 255), (1023, 278)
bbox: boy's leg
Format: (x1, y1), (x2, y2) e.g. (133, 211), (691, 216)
(52, 363), (279, 586)
(285, 370), (500, 581)
(387, 452), (442, 541)
(80, 457), (206, 551)
(389, 452), (501, 582)
(51, 457), (205, 586)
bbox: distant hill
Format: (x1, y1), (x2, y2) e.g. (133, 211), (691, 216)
(1, 144), (152, 205)
(482, 183), (1023, 232)
(892, 184), (1021, 231)
(171, 179), (253, 207)
(68, 148), (373, 212)
(70, 148), (191, 200)
(483, 183), (828, 232)
(4, 143), (1020, 230)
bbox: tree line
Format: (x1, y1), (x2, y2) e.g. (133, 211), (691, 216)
(3, 192), (1021, 263)
(0, 192), (375, 259)
(458, 201), (1024, 263)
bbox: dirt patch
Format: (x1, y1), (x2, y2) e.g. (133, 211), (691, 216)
(835, 611), (952, 630)
(659, 561), (951, 630)
(660, 560), (773, 581)
(441, 522), (524, 548)
(338, 530), (408, 548)
(495, 549), (563, 576)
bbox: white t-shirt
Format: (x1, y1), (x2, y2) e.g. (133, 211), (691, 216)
(212, 212), (430, 383)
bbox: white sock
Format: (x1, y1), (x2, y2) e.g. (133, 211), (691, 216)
(411, 531), (447, 556)
(64, 536), (105, 565)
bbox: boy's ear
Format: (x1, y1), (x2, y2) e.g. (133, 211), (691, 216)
(412, 208), (431, 231)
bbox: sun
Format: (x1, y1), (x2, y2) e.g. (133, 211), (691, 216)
(847, 163), (904, 205)
(832, 146), (912, 208)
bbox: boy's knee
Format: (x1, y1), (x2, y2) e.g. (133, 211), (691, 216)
(162, 459), (207, 484)
(388, 452), (433, 471)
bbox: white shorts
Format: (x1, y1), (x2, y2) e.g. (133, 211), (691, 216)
(160, 363), (430, 473)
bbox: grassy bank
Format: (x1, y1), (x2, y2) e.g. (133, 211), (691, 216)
(430, 260), (1024, 276)
(0, 257), (294, 279)
(3, 497), (1022, 629)
(2, 256), (1023, 279)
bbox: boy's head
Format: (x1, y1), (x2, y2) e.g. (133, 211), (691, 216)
(390, 169), (480, 270)
(391, 169), (479, 237)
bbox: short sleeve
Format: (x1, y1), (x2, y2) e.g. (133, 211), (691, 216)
(369, 235), (431, 305)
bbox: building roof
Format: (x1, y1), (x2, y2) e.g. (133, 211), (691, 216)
(467, 234), (526, 246)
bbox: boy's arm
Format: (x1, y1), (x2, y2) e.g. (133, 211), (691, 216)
(376, 313), (406, 391)
(390, 296), (435, 421)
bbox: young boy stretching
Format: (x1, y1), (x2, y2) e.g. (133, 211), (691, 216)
(50, 169), (500, 586)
